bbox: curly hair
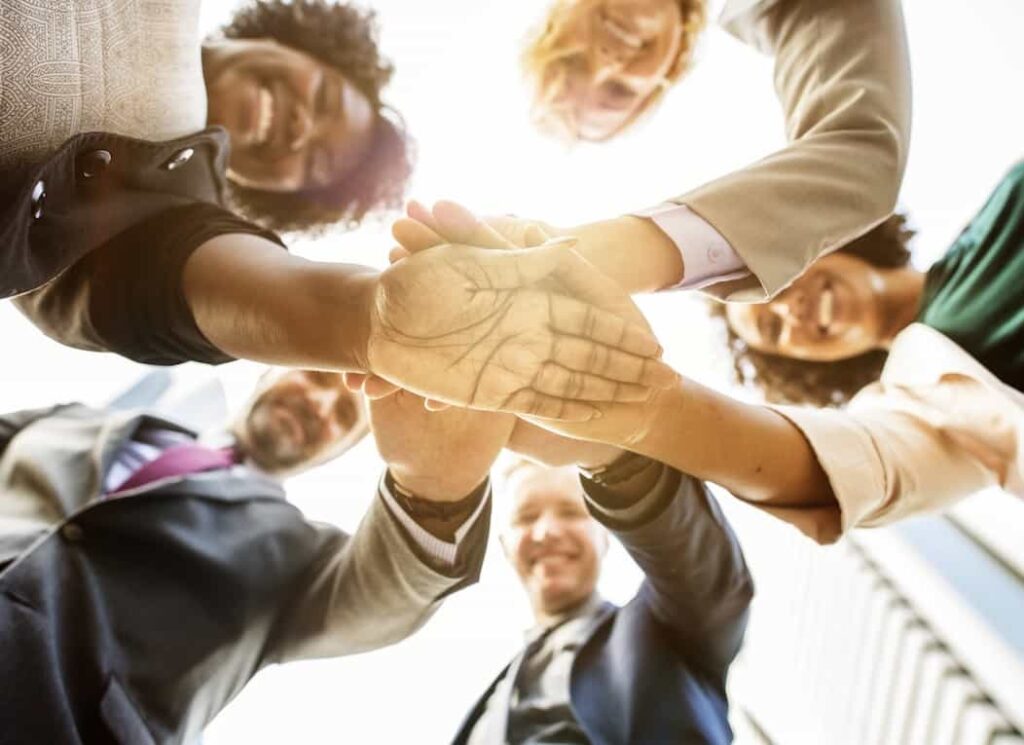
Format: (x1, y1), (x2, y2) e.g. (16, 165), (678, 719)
(523, 0), (707, 141)
(219, 0), (414, 234)
(709, 213), (916, 407)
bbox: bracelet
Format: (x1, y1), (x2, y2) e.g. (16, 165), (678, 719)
(385, 470), (488, 522)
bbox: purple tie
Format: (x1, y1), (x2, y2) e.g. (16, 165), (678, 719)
(110, 443), (239, 496)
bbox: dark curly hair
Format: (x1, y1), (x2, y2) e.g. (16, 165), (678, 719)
(219, 0), (414, 234)
(709, 213), (916, 407)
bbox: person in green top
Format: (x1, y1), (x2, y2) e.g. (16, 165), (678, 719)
(715, 161), (1024, 405)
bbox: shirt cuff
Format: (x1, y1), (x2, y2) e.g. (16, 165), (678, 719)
(378, 473), (491, 568)
(581, 460), (678, 525)
(631, 203), (750, 290)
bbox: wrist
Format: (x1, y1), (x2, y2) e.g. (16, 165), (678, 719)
(569, 216), (683, 293)
(390, 467), (489, 503)
(342, 268), (378, 372)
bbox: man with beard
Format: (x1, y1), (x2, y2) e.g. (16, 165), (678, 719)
(0, 368), (504, 743)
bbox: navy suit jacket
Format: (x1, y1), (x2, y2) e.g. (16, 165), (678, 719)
(453, 470), (754, 745)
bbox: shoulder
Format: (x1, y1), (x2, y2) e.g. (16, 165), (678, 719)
(1, 128), (231, 299)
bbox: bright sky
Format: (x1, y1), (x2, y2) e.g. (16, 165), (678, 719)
(1, 0), (1022, 742)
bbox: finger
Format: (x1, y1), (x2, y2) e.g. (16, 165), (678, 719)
(533, 363), (652, 402)
(502, 389), (599, 421)
(547, 335), (676, 388)
(343, 372), (367, 391)
(406, 200), (440, 233)
(547, 293), (664, 360)
(362, 375), (402, 399)
(433, 201), (518, 249)
(389, 246), (410, 264)
(424, 398), (452, 411)
(392, 217), (445, 253)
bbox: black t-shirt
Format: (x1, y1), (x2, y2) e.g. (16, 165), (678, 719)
(56, 203), (286, 365)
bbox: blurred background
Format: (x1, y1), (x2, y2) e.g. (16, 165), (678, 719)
(2, 0), (1022, 742)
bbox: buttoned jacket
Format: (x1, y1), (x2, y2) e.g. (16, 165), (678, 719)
(0, 404), (487, 745)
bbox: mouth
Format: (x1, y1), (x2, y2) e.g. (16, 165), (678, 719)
(816, 280), (836, 335)
(254, 84), (275, 147)
(530, 551), (577, 572)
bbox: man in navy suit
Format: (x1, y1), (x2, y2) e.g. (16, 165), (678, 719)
(453, 443), (753, 745)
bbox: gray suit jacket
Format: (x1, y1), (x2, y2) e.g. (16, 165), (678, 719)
(0, 404), (488, 744)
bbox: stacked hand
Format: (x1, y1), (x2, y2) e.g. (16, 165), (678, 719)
(368, 387), (514, 501)
(377, 200), (679, 448)
(358, 201), (675, 423)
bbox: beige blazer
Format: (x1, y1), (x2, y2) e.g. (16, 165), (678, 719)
(762, 324), (1024, 544)
(679, 0), (912, 300)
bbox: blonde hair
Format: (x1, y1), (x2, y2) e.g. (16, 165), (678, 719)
(522, 0), (707, 141)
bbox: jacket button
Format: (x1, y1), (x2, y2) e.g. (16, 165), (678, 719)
(30, 180), (46, 220)
(78, 149), (112, 180)
(163, 147), (195, 171)
(61, 523), (84, 543)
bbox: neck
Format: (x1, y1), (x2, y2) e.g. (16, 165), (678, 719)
(878, 267), (926, 347)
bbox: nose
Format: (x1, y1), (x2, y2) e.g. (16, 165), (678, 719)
(529, 512), (563, 544)
(307, 388), (337, 421)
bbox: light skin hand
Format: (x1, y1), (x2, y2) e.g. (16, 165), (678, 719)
(366, 241), (674, 419)
(370, 389), (514, 501)
(396, 201), (684, 293)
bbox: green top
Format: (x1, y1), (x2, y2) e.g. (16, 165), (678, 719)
(917, 162), (1024, 392)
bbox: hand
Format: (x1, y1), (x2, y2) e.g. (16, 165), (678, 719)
(348, 203), (557, 403)
(366, 240), (675, 420)
(506, 419), (623, 469)
(521, 383), (676, 455)
(392, 200), (559, 259)
(369, 388), (514, 501)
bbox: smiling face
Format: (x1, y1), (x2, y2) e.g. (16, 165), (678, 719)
(725, 252), (891, 362)
(530, 0), (690, 141)
(204, 38), (376, 193)
(503, 464), (606, 618)
(237, 370), (368, 475)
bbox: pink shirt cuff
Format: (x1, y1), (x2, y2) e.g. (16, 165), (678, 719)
(631, 203), (750, 290)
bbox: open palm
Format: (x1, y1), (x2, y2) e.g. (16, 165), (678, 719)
(368, 242), (674, 420)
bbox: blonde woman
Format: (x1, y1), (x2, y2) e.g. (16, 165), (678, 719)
(506, 0), (913, 303)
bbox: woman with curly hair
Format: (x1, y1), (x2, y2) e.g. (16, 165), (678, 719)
(709, 213), (916, 407)
(3, 0), (666, 421)
(205, 0), (413, 233)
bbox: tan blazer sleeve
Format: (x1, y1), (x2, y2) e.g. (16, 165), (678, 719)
(760, 375), (1024, 544)
(271, 488), (488, 662)
(680, 0), (912, 300)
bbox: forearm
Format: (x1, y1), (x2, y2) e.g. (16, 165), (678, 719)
(182, 233), (378, 370)
(582, 463), (752, 677)
(634, 380), (835, 509)
(566, 216), (684, 294)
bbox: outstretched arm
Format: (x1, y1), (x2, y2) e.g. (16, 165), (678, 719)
(507, 421), (753, 684)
